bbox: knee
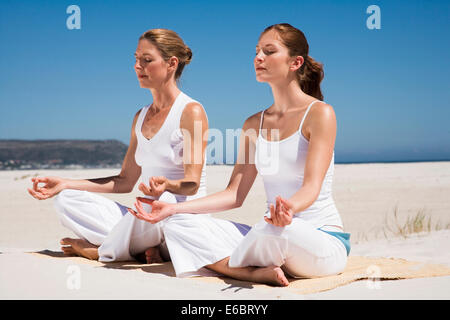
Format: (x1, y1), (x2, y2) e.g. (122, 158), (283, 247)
(159, 191), (177, 204)
(53, 190), (74, 224)
(164, 213), (195, 231)
(53, 189), (85, 215)
(55, 189), (81, 202)
(240, 221), (288, 251)
(163, 213), (205, 241)
(161, 216), (182, 241)
(285, 254), (348, 278)
(54, 189), (68, 201)
(54, 189), (70, 212)
(252, 219), (288, 239)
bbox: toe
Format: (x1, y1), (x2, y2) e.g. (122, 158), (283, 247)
(60, 238), (73, 245)
(61, 246), (75, 256)
(275, 268), (289, 286)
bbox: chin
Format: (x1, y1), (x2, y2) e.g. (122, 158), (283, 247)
(255, 75), (269, 83)
(138, 81), (151, 88)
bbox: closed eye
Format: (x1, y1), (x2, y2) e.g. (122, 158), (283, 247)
(135, 57), (153, 63)
(255, 49), (275, 56)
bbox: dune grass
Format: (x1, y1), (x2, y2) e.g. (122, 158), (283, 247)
(354, 206), (450, 243)
(382, 205), (450, 239)
(13, 172), (40, 181)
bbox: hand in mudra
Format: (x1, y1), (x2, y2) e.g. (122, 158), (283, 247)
(138, 176), (168, 198)
(264, 196), (294, 227)
(27, 176), (65, 200)
(127, 197), (176, 224)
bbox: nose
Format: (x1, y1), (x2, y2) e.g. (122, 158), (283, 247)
(134, 59), (143, 71)
(254, 52), (264, 63)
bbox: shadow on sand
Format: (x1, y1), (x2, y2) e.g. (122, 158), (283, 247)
(31, 249), (259, 291)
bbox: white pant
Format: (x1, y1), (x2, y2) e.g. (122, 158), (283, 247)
(228, 218), (348, 278)
(53, 189), (249, 277)
(163, 213), (250, 277)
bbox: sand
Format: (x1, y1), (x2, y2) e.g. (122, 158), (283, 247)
(1, 162), (449, 299)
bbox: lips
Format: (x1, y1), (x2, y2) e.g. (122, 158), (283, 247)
(138, 75), (148, 79)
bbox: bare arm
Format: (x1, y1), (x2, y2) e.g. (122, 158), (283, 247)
(63, 110), (142, 193)
(167, 102), (209, 195)
(130, 113), (261, 222)
(28, 110), (142, 199)
(173, 112), (260, 213)
(263, 103), (338, 227)
(137, 102), (210, 197)
(288, 102), (337, 214)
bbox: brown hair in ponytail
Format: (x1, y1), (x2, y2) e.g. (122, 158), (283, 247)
(261, 23), (324, 100)
(139, 29), (192, 81)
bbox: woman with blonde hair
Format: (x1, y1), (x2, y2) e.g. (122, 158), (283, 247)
(28, 28), (249, 277)
(131, 23), (350, 286)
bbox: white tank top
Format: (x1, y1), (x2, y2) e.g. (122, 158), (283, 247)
(255, 100), (343, 229)
(134, 91), (207, 202)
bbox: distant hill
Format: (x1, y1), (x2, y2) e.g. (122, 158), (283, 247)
(0, 139), (128, 169)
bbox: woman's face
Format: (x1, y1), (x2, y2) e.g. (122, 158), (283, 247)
(254, 29), (299, 84)
(134, 39), (171, 88)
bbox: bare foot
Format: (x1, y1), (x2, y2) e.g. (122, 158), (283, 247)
(144, 246), (164, 264)
(60, 238), (99, 260)
(251, 265), (289, 287)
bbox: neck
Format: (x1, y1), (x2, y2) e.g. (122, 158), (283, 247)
(149, 80), (181, 110)
(268, 77), (310, 115)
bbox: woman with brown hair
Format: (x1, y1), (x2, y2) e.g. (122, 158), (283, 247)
(131, 23), (350, 286)
(27, 29), (249, 277)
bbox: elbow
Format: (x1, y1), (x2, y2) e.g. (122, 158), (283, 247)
(181, 181), (200, 196)
(118, 180), (135, 193)
(123, 186), (134, 193)
(114, 174), (135, 193)
(234, 202), (243, 209)
(230, 201), (242, 210)
(188, 186), (199, 196)
(114, 185), (133, 193)
(234, 196), (245, 208)
(229, 189), (244, 209)
(120, 179), (135, 193)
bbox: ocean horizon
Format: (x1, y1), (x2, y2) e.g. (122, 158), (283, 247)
(1, 138), (449, 170)
(2, 159), (450, 172)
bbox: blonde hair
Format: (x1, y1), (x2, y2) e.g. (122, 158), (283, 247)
(139, 29), (192, 80)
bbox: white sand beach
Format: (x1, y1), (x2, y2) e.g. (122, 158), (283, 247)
(1, 162), (449, 299)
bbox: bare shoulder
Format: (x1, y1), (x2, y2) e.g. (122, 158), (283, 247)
(133, 108), (142, 121)
(131, 108), (142, 129)
(303, 102), (336, 139)
(181, 102), (207, 120)
(307, 101), (336, 126)
(309, 101), (335, 118)
(128, 108), (143, 142)
(242, 110), (264, 131)
(180, 102), (208, 132)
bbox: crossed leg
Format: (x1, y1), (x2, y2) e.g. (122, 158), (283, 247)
(60, 237), (166, 264)
(60, 238), (99, 260)
(206, 257), (289, 287)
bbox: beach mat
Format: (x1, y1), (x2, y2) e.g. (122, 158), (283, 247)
(189, 256), (450, 294)
(31, 251), (450, 295)
(286, 256), (450, 294)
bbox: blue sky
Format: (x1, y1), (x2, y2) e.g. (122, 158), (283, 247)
(0, 0), (449, 163)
